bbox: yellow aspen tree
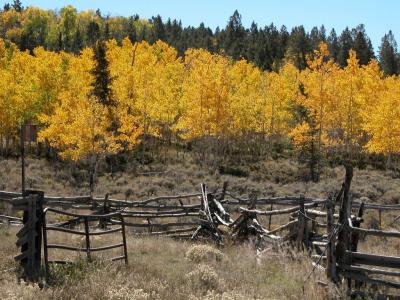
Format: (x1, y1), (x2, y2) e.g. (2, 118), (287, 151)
(179, 49), (231, 140)
(0, 41), (38, 145)
(38, 48), (121, 196)
(299, 42), (337, 156)
(334, 50), (365, 156)
(363, 76), (400, 164)
(262, 62), (299, 140)
(229, 59), (262, 136)
(107, 38), (182, 141)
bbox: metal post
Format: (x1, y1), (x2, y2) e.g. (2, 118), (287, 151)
(42, 210), (49, 276)
(20, 126), (25, 195)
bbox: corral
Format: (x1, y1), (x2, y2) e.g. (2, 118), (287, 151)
(1, 165), (399, 298)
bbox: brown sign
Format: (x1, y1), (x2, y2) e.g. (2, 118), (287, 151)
(22, 124), (38, 142)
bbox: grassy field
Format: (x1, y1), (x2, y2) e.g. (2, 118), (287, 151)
(1, 155), (400, 204)
(0, 225), (345, 300)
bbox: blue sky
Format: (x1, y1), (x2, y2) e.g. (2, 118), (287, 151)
(16, 0), (400, 53)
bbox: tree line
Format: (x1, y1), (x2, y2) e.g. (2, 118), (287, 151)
(1, 2), (399, 75)
(1, 35), (399, 183)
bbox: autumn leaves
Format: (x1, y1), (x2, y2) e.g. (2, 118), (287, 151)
(0, 38), (399, 162)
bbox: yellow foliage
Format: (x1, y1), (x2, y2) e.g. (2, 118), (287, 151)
(363, 76), (400, 154)
(38, 48), (120, 160)
(0, 36), (400, 160)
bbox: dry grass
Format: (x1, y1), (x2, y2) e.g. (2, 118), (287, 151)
(0, 225), (344, 300)
(1, 156), (400, 205)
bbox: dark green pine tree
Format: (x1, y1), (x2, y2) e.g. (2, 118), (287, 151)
(337, 27), (354, 67)
(165, 19), (183, 54)
(352, 25), (374, 65)
(91, 40), (114, 107)
(104, 21), (111, 40)
(286, 26), (310, 70)
(3, 3), (11, 11)
(327, 29), (340, 62)
(195, 22), (213, 52)
(151, 15), (166, 43)
(72, 27), (83, 53)
(379, 31), (398, 76)
(56, 31), (63, 52)
(86, 21), (101, 47)
(278, 25), (289, 59)
(126, 16), (137, 43)
(223, 10), (246, 59)
(309, 26), (321, 50)
(12, 0), (23, 12)
(245, 22), (260, 64)
(267, 23), (282, 70)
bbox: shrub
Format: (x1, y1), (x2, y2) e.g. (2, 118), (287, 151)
(218, 165), (248, 177)
(186, 264), (220, 291)
(185, 245), (226, 264)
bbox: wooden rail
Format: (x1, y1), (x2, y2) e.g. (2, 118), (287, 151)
(0, 214), (22, 224)
(3, 190), (400, 212)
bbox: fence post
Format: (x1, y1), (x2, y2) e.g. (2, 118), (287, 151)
(120, 214), (128, 265)
(296, 195), (306, 249)
(99, 193), (109, 229)
(268, 203), (273, 230)
(84, 217), (91, 262)
(14, 190), (44, 281)
(378, 209), (382, 229)
(336, 164), (353, 288)
(326, 196), (337, 282)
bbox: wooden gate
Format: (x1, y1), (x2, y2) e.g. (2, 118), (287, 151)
(42, 208), (128, 274)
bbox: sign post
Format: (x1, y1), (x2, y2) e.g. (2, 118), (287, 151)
(20, 124), (38, 195)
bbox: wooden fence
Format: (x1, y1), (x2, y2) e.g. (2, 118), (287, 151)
(1, 168), (400, 295)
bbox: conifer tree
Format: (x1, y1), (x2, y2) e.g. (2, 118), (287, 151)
(91, 40), (114, 107)
(337, 27), (353, 67)
(352, 25), (374, 65)
(327, 29), (339, 62)
(379, 31), (398, 76)
(223, 10), (246, 60)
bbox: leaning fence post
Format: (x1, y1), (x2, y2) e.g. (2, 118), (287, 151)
(326, 196), (337, 281)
